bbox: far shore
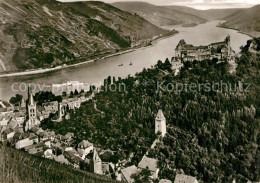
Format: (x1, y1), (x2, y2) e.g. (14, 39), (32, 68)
(0, 32), (177, 78)
(217, 24), (255, 38)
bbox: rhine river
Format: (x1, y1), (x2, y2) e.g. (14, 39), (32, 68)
(0, 21), (251, 101)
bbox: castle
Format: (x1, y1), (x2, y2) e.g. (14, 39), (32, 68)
(175, 35), (233, 62)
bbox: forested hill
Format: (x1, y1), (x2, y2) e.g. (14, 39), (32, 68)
(0, 145), (117, 183)
(113, 2), (206, 27)
(0, 0), (170, 73)
(44, 38), (260, 182)
(221, 5), (260, 37)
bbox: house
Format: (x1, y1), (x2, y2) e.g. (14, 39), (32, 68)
(174, 174), (198, 183)
(39, 131), (55, 142)
(25, 142), (45, 154)
(14, 112), (26, 127)
(51, 154), (70, 165)
(121, 165), (140, 183)
(0, 100), (14, 112)
(77, 140), (94, 159)
(29, 133), (39, 143)
(8, 118), (19, 130)
(30, 126), (38, 134)
(44, 149), (53, 158)
(62, 98), (81, 110)
(13, 131), (23, 141)
(102, 162), (115, 175)
(42, 101), (59, 113)
(0, 116), (9, 126)
(1, 128), (15, 140)
(15, 138), (34, 149)
(65, 147), (76, 152)
(64, 132), (75, 145)
(36, 128), (44, 136)
(64, 132), (74, 141)
(56, 134), (66, 141)
(43, 139), (51, 148)
(138, 155), (159, 179)
(64, 150), (82, 169)
(159, 179), (172, 183)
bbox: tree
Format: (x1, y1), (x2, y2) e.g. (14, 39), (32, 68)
(74, 90), (79, 95)
(9, 94), (23, 104)
(131, 167), (152, 183)
(62, 92), (67, 96)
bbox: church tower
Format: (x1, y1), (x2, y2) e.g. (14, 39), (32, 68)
(93, 149), (103, 175)
(155, 109), (166, 137)
(25, 86), (39, 131)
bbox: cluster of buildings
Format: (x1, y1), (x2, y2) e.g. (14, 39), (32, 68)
(119, 110), (199, 183)
(175, 35), (235, 62)
(0, 84), (91, 141)
(0, 100), (15, 112)
(0, 90), (198, 183)
(51, 81), (86, 96)
(38, 96), (85, 120)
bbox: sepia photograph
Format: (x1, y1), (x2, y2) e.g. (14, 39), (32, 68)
(0, 0), (259, 182)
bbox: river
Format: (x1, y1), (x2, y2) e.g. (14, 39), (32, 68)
(0, 21), (251, 101)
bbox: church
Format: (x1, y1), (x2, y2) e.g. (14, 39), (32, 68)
(24, 86), (40, 132)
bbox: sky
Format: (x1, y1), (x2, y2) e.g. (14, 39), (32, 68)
(57, 0), (260, 9)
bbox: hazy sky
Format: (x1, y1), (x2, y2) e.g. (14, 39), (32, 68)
(57, 0), (260, 9)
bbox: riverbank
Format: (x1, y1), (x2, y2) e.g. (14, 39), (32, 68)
(217, 25), (256, 38)
(0, 32), (177, 78)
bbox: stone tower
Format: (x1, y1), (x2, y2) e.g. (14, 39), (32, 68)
(93, 149), (103, 175)
(155, 109), (166, 137)
(25, 86), (39, 131)
(225, 35), (231, 56)
(20, 97), (26, 108)
(58, 103), (64, 122)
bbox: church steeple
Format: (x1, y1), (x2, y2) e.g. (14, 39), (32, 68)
(25, 86), (39, 131)
(155, 109), (167, 137)
(29, 91), (34, 106)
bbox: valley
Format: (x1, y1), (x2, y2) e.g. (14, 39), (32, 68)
(113, 2), (260, 37)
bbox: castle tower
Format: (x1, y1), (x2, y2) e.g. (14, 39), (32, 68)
(225, 35), (231, 56)
(155, 109), (166, 137)
(25, 86), (39, 131)
(58, 103), (64, 121)
(20, 97), (26, 108)
(93, 149), (103, 175)
(175, 39), (186, 58)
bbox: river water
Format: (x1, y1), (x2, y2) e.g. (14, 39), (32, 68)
(0, 21), (251, 101)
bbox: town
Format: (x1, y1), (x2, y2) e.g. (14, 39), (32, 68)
(1, 37), (259, 183)
(0, 84), (198, 183)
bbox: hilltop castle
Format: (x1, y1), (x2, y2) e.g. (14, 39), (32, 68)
(175, 35), (233, 62)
